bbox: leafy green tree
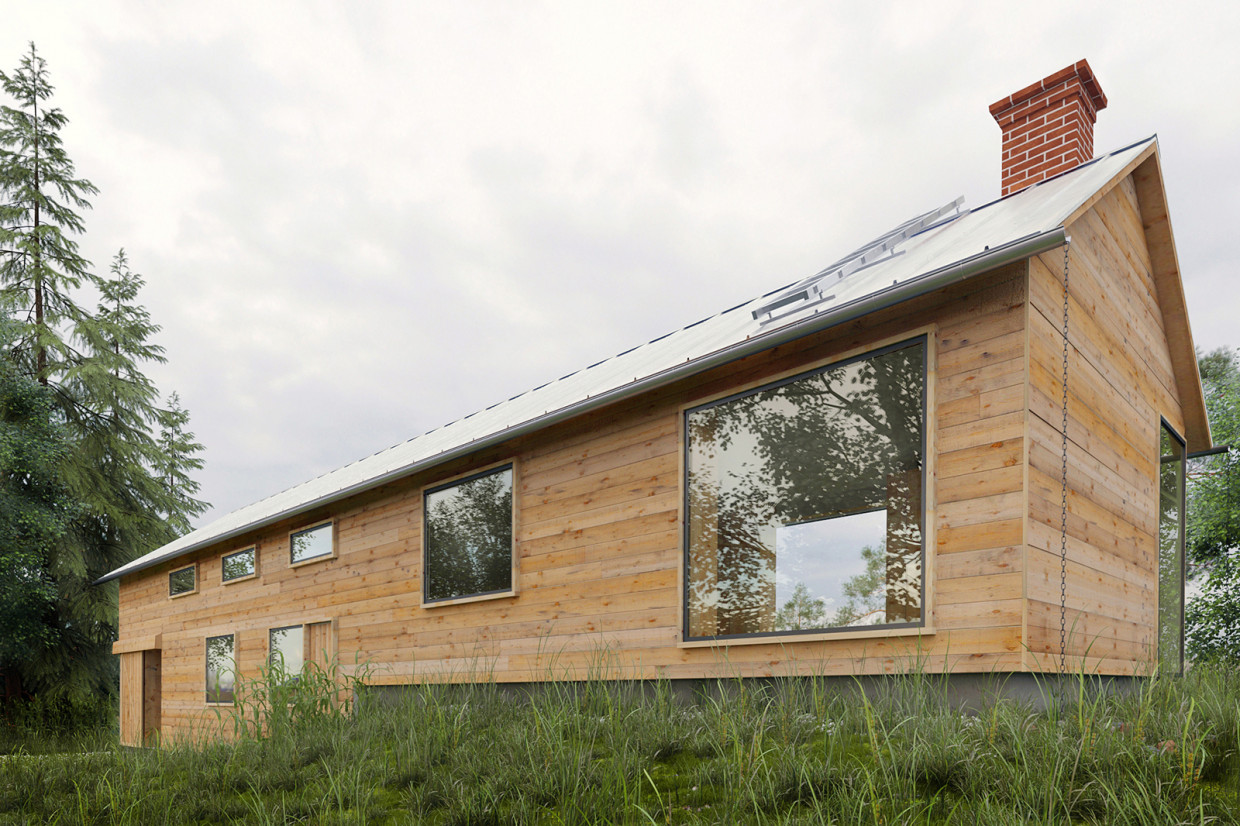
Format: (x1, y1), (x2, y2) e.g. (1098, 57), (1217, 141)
(774, 583), (826, 631)
(1185, 348), (1240, 662)
(831, 541), (888, 627)
(0, 42), (97, 385)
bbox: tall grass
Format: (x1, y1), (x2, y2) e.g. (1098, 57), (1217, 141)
(0, 660), (1237, 824)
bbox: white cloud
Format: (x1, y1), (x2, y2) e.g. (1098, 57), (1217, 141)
(1, 1), (1238, 524)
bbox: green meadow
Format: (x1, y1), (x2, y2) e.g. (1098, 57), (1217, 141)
(2, 662), (1239, 825)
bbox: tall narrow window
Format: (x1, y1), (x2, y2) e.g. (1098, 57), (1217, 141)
(684, 339), (926, 639)
(1158, 422), (1186, 674)
(205, 634), (236, 704)
(269, 625), (305, 683)
(424, 465), (514, 603)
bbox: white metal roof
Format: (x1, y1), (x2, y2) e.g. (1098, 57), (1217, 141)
(98, 136), (1157, 584)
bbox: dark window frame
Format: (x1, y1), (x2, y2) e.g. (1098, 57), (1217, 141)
(205, 632), (236, 705)
(169, 563), (198, 598)
(681, 336), (929, 642)
(422, 463), (516, 606)
(267, 623), (305, 683)
(1158, 418), (1187, 676)
(289, 520), (335, 567)
(221, 547), (258, 583)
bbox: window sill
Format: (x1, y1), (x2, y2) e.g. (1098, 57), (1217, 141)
(221, 573), (259, 585)
(678, 624), (935, 648)
(205, 701), (235, 707)
(289, 553), (335, 569)
(423, 589), (517, 609)
(169, 589), (198, 600)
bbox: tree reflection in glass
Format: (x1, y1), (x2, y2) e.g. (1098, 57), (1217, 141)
(1158, 425), (1185, 674)
(269, 625), (304, 685)
(205, 634), (235, 703)
(424, 465), (513, 602)
(291, 523), (332, 563)
(222, 548), (255, 581)
(685, 340), (925, 638)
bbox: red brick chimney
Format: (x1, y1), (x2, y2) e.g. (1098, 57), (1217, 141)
(990, 60), (1108, 197)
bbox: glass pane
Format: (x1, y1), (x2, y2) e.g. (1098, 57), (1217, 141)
(169, 566), (196, 596)
(425, 466), (513, 602)
(291, 523), (333, 563)
(1158, 425), (1185, 674)
(206, 634), (235, 703)
(686, 341), (925, 638)
(222, 548), (255, 581)
(269, 626), (304, 682)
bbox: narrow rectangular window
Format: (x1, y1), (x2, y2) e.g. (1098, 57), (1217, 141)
(290, 522), (333, 564)
(1158, 422), (1186, 675)
(169, 564), (197, 597)
(205, 634), (236, 704)
(222, 547), (256, 582)
(268, 625), (305, 683)
(684, 339), (926, 639)
(424, 465), (514, 603)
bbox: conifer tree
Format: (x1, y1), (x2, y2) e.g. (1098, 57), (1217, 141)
(0, 42), (97, 385)
(154, 391), (207, 536)
(0, 318), (74, 682)
(0, 47), (208, 702)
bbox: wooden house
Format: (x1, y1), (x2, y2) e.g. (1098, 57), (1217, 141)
(100, 60), (1210, 746)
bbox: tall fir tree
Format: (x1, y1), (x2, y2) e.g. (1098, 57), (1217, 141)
(0, 317), (75, 689)
(0, 47), (208, 701)
(155, 391), (207, 536)
(0, 42), (97, 385)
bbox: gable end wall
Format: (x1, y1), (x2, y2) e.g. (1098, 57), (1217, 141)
(1023, 174), (1183, 675)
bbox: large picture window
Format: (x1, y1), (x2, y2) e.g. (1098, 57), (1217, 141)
(684, 338), (926, 640)
(269, 625), (305, 683)
(1158, 422), (1186, 675)
(424, 465), (514, 604)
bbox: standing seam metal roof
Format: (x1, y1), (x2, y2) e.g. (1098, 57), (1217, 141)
(96, 137), (1157, 584)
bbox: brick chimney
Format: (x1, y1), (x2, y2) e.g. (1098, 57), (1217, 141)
(990, 60), (1108, 197)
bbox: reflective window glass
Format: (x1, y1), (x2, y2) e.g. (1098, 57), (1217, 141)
(291, 523), (333, 564)
(685, 340), (926, 639)
(169, 565), (196, 596)
(424, 466), (514, 602)
(205, 634), (235, 703)
(222, 548), (256, 581)
(269, 625), (305, 682)
(1158, 424), (1185, 674)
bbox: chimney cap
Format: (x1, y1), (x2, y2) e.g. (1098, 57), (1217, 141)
(989, 59), (1108, 119)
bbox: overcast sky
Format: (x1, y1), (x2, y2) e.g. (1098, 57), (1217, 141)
(3, 2), (1238, 528)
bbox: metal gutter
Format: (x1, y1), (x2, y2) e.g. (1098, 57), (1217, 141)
(96, 226), (1068, 584)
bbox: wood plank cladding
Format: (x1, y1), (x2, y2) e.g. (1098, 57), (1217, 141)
(112, 171), (1188, 741)
(1023, 175), (1181, 674)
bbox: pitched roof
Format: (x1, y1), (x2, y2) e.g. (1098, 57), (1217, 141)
(98, 135), (1190, 584)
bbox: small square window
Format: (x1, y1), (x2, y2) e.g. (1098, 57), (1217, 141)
(290, 522), (334, 565)
(169, 564), (197, 598)
(424, 465), (514, 603)
(222, 547), (257, 582)
(206, 634), (236, 704)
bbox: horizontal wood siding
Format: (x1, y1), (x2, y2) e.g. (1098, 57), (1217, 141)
(1023, 175), (1181, 675)
(116, 265), (1038, 741)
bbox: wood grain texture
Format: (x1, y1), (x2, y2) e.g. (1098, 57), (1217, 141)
(1022, 176), (1182, 673)
(111, 216), (1184, 741)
